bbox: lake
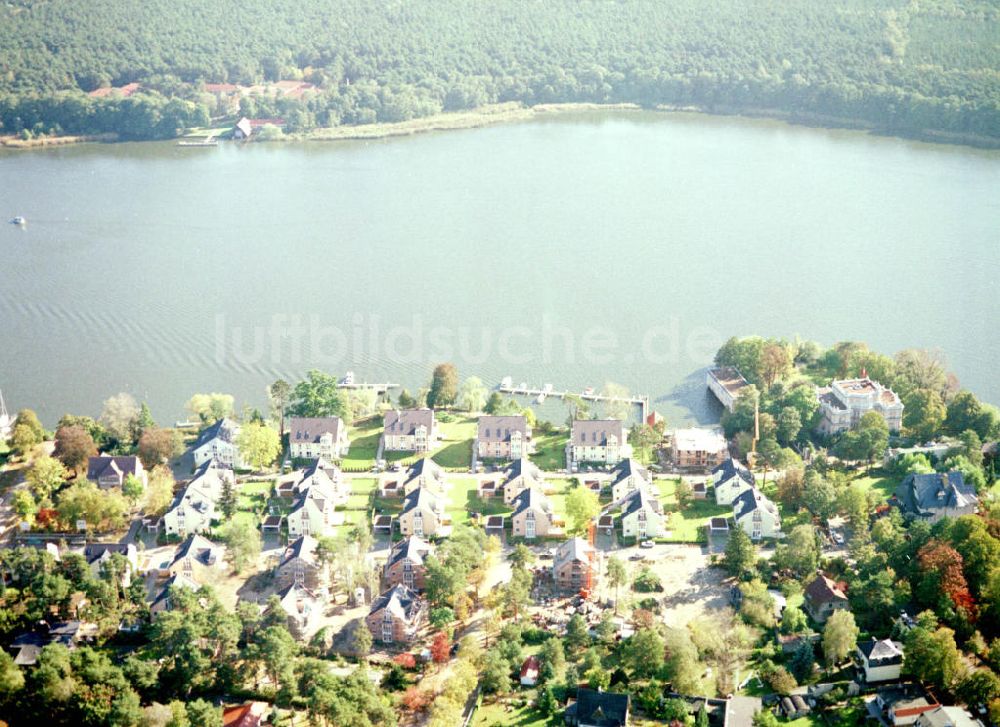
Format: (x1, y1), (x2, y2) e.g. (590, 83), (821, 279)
(1, 110), (998, 427)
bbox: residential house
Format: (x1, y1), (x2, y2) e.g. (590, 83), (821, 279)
(162, 459), (233, 537)
(288, 416), (350, 460)
(707, 367), (750, 412)
(609, 458), (653, 501)
(398, 487), (449, 538)
(857, 638), (904, 683)
(804, 574), (850, 624)
(276, 582), (324, 640)
(401, 457), (446, 496)
(274, 535), (327, 593)
(892, 471), (978, 523)
(382, 409), (436, 452)
(510, 487), (553, 540)
(914, 707), (982, 727)
(553, 538), (599, 595)
(712, 458), (755, 506)
(732, 487), (781, 540)
(780, 696), (812, 720)
(165, 534), (224, 584)
(671, 427), (728, 470)
(286, 459), (347, 539)
(82, 543), (138, 587)
(565, 688), (630, 727)
(365, 584), (426, 643)
(384, 535), (435, 591)
(569, 419), (630, 467)
(501, 456), (547, 505)
(477, 415), (533, 460)
(873, 684), (940, 727)
(149, 573), (200, 620)
(10, 621), (97, 666)
(86, 455), (146, 490)
(816, 376), (903, 435)
(192, 418), (245, 469)
(618, 487), (666, 540)
(233, 117), (286, 139)
(520, 656), (540, 687)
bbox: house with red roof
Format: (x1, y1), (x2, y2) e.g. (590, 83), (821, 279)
(520, 655), (540, 686)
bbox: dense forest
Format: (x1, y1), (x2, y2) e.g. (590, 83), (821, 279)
(0, 0), (997, 142)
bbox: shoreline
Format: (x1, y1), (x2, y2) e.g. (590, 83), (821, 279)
(3, 102), (999, 152)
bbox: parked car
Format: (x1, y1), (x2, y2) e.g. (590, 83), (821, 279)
(640, 540), (655, 549)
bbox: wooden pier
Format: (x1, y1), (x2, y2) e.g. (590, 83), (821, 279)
(498, 381), (649, 422)
(337, 381), (400, 394)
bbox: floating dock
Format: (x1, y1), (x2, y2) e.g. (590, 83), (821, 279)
(498, 379), (649, 421)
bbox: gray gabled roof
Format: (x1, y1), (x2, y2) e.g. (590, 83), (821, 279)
(86, 455), (141, 482)
(512, 486), (552, 518)
(571, 419), (624, 445)
(384, 409), (435, 436)
(288, 416), (344, 445)
(620, 486), (662, 518)
(478, 415), (529, 443)
(387, 535), (434, 569)
(402, 486), (442, 516)
(554, 537), (594, 570)
(733, 487), (778, 521)
(193, 418), (238, 449)
(405, 457), (445, 484)
(369, 583), (424, 622)
(569, 688), (630, 727)
(502, 456), (544, 487)
(611, 458), (651, 487)
(280, 535), (319, 569)
(859, 638), (904, 665)
(894, 471), (977, 516)
(713, 457), (754, 485)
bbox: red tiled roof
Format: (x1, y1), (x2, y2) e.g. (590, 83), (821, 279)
(521, 655), (540, 678)
(204, 83), (241, 93)
(88, 82), (141, 98)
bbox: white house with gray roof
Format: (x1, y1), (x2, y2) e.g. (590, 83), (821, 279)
(857, 638), (904, 682)
(501, 456), (547, 505)
(713, 457), (755, 505)
(288, 416), (350, 461)
(398, 486), (449, 538)
(568, 419), (630, 468)
(476, 414), (533, 460)
(163, 459), (233, 537)
(382, 409), (437, 452)
(732, 487), (781, 540)
(618, 486), (666, 539)
(510, 487), (553, 540)
(609, 457), (653, 501)
(191, 418), (245, 469)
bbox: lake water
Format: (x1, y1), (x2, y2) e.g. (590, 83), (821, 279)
(1, 111), (998, 427)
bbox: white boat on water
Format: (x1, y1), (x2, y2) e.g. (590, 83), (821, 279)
(341, 371), (356, 386)
(500, 376), (513, 389)
(9, 216), (26, 226)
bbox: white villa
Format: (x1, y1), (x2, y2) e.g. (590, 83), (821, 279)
(816, 376), (903, 435)
(569, 419), (630, 468)
(191, 418), (245, 469)
(162, 460), (233, 537)
(713, 458), (755, 505)
(609, 458), (653, 501)
(383, 409), (437, 453)
(618, 487), (666, 540)
(287, 416), (350, 460)
(732, 487), (781, 540)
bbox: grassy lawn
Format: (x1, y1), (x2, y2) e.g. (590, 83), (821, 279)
(343, 420), (383, 471)
(530, 429), (568, 471)
(657, 477), (730, 542)
(444, 475), (481, 526)
(472, 698), (555, 727)
(848, 469), (898, 503)
(431, 415), (477, 470)
(545, 477), (575, 527)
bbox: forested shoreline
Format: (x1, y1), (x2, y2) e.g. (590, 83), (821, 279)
(0, 0), (998, 145)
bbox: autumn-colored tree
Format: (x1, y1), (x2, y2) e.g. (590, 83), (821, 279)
(917, 540), (975, 619)
(53, 424), (98, 473)
(137, 427), (182, 468)
(430, 631), (451, 665)
(402, 687), (432, 713)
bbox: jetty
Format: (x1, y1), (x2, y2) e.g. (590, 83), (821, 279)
(498, 377), (649, 421)
(337, 372), (398, 395)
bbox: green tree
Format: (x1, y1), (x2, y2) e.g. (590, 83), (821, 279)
(538, 637), (565, 681)
(351, 621), (373, 658)
(11, 409), (45, 457)
(607, 556), (627, 613)
(620, 627), (664, 678)
(25, 455), (67, 501)
(565, 485), (599, 535)
(781, 606), (808, 635)
(481, 650), (512, 694)
(457, 376), (487, 412)
(427, 363), (459, 409)
(268, 378), (292, 433)
(566, 614), (590, 652)
(185, 699), (223, 727)
(723, 526), (756, 578)
(537, 683), (558, 715)
(777, 406), (802, 445)
(122, 472), (144, 503)
(904, 388), (947, 441)
(100, 392), (141, 444)
(0, 649), (24, 697)
(236, 421), (281, 470)
(903, 616), (966, 691)
(822, 610), (859, 666)
(186, 393), (235, 423)
(223, 519), (261, 574)
(774, 524), (820, 577)
(288, 370), (348, 418)
(397, 389), (418, 409)
(143, 465), (176, 516)
(12, 489), (38, 524)
(675, 479), (693, 509)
